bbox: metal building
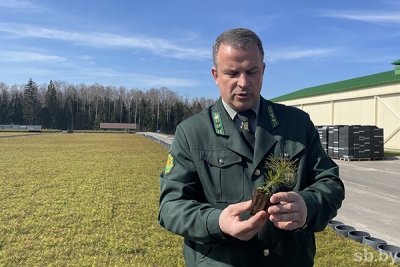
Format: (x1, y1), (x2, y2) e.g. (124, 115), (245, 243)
(271, 59), (400, 150)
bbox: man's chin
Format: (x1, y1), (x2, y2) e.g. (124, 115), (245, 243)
(233, 103), (252, 112)
(232, 99), (256, 111)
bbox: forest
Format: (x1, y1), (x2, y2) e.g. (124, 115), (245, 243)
(0, 79), (216, 134)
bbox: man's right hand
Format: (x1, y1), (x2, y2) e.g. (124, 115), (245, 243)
(219, 200), (268, 241)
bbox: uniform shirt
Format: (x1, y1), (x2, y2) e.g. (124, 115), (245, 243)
(221, 98), (260, 133)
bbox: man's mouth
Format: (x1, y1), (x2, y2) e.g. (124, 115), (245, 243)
(236, 92), (250, 98)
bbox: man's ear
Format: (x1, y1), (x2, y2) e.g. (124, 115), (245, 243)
(211, 67), (219, 86)
(262, 62), (266, 74)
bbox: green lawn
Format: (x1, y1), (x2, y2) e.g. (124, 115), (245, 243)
(385, 150), (400, 157)
(0, 132), (41, 136)
(0, 134), (184, 266)
(0, 134), (398, 266)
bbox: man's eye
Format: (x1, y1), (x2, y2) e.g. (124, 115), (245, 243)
(248, 71), (257, 75)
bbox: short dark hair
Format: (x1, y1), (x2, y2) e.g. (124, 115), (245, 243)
(212, 28), (264, 68)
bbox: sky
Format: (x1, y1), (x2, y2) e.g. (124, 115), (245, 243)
(0, 0), (399, 101)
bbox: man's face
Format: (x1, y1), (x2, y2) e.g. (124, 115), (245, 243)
(211, 44), (265, 112)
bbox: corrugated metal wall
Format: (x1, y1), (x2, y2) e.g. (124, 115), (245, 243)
(276, 83), (400, 150)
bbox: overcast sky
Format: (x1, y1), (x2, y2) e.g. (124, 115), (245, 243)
(0, 0), (399, 100)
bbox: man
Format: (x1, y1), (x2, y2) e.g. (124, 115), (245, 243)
(158, 28), (344, 266)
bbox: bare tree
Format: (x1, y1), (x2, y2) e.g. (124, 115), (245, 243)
(118, 86), (126, 123)
(132, 89), (143, 124)
(53, 80), (69, 109)
(37, 82), (47, 107)
(126, 89), (134, 123)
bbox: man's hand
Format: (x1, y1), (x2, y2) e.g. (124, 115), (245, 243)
(268, 192), (307, 230)
(219, 200), (268, 241)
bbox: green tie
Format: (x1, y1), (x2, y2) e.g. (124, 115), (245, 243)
(237, 110), (255, 150)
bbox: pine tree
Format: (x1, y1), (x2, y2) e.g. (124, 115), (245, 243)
(23, 78), (40, 125)
(7, 91), (24, 124)
(0, 84), (9, 123)
(44, 80), (59, 129)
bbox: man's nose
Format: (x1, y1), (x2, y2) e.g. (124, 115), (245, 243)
(238, 73), (249, 88)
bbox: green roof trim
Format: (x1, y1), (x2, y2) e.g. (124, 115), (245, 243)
(271, 69), (400, 102)
(392, 59), (400, 65)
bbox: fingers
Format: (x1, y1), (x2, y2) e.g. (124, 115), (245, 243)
(269, 212), (305, 230)
(234, 200), (252, 213)
(268, 200), (297, 214)
(269, 191), (297, 204)
(219, 201), (268, 241)
(222, 200), (252, 223)
(268, 192), (304, 214)
(229, 210), (268, 240)
(269, 211), (303, 231)
(247, 209), (268, 228)
(272, 220), (303, 230)
(270, 210), (297, 222)
(268, 192), (307, 231)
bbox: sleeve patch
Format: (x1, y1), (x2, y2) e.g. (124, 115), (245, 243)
(164, 153), (175, 175)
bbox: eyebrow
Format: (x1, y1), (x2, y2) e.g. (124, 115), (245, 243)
(223, 66), (259, 73)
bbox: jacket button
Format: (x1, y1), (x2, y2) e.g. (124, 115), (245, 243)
(254, 169), (260, 176)
(219, 159), (224, 164)
(263, 249), (270, 257)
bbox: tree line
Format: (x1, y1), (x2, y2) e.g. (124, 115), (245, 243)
(0, 79), (216, 134)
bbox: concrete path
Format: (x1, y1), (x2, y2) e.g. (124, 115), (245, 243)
(139, 132), (174, 145)
(333, 158), (400, 247)
(142, 132), (400, 247)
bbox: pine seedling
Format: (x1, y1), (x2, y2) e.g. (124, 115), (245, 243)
(248, 154), (298, 216)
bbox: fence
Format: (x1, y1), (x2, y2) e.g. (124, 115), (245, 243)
(0, 125), (42, 132)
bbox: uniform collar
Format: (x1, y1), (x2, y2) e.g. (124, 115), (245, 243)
(210, 97), (280, 163)
(211, 97), (279, 136)
(221, 98), (260, 120)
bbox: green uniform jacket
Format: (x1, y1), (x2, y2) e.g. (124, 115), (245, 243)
(159, 97), (345, 267)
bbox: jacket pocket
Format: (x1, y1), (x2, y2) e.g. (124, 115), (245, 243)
(272, 140), (305, 161)
(201, 150), (244, 203)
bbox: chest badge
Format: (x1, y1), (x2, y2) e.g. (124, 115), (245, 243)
(242, 121), (250, 131)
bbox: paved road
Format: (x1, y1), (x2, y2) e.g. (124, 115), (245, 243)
(141, 132), (174, 144)
(142, 132), (400, 246)
(333, 158), (400, 247)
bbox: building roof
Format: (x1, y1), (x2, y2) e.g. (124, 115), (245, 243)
(392, 59), (400, 65)
(100, 123), (136, 129)
(271, 66), (400, 102)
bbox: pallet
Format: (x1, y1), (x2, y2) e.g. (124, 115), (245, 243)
(338, 157), (384, 161)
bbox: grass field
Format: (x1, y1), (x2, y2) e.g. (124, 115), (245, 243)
(0, 133), (398, 266)
(0, 132), (41, 137)
(0, 133), (184, 266)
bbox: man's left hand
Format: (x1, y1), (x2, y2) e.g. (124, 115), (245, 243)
(267, 192), (307, 230)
